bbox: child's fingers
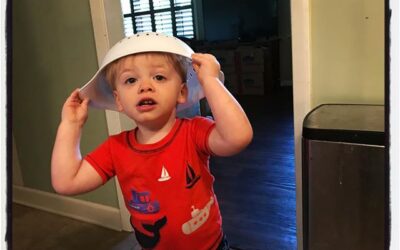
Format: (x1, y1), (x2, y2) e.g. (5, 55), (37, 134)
(192, 63), (200, 73)
(191, 53), (205, 62)
(70, 88), (80, 97)
(66, 89), (83, 103)
(192, 54), (219, 70)
(80, 98), (90, 113)
(192, 53), (217, 61)
(191, 54), (208, 70)
(82, 98), (90, 107)
(191, 53), (207, 63)
(67, 89), (79, 100)
(192, 53), (220, 76)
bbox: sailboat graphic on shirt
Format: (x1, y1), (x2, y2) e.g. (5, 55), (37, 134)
(158, 166), (171, 182)
(186, 164), (200, 189)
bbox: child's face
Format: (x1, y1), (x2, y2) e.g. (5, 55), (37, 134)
(112, 53), (188, 126)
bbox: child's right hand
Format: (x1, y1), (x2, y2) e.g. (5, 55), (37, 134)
(61, 89), (89, 127)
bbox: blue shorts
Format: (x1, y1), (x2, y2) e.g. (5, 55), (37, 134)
(216, 234), (230, 250)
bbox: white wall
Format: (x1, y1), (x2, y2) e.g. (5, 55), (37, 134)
(311, 0), (384, 106)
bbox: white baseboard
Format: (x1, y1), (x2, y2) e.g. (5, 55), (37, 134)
(13, 185), (123, 231)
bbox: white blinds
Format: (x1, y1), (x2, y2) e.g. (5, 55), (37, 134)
(120, 0), (195, 39)
(155, 11), (173, 36)
(175, 8), (193, 38)
(133, 0), (150, 13)
(134, 14), (153, 33)
(153, 0), (170, 10)
(173, 0), (191, 7)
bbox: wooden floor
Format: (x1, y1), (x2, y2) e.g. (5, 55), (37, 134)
(211, 87), (297, 250)
(12, 203), (132, 250)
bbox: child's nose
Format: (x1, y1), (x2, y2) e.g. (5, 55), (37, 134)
(138, 80), (154, 93)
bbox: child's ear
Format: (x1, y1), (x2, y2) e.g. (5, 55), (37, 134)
(177, 83), (188, 104)
(113, 91), (124, 112)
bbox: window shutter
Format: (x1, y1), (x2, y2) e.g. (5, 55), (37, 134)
(155, 11), (173, 36)
(133, 0), (150, 12)
(153, 0), (170, 10)
(135, 14), (153, 33)
(175, 8), (194, 38)
(120, 0), (195, 39)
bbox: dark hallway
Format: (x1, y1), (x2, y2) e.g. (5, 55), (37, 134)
(212, 87), (296, 249)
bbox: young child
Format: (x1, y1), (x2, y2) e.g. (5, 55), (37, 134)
(51, 33), (253, 250)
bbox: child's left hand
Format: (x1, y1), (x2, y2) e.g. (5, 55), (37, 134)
(191, 53), (221, 85)
(191, 54), (253, 157)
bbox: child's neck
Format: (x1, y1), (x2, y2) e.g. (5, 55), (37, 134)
(135, 116), (177, 144)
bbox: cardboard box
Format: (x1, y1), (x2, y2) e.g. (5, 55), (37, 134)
(237, 46), (264, 66)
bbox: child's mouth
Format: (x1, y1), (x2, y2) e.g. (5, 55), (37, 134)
(138, 99), (156, 106)
(137, 98), (157, 111)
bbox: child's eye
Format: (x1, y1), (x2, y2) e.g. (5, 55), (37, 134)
(154, 75), (166, 81)
(125, 77), (137, 84)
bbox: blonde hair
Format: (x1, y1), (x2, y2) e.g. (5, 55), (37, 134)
(104, 52), (187, 90)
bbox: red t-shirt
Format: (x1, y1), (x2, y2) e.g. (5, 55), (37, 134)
(85, 117), (223, 249)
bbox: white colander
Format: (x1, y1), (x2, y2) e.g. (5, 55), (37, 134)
(79, 32), (224, 111)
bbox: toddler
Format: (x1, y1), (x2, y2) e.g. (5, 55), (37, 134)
(51, 32), (253, 250)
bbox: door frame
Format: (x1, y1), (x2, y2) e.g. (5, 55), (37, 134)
(89, 0), (133, 232)
(290, 1), (312, 249)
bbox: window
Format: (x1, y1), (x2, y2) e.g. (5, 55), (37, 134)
(120, 0), (195, 39)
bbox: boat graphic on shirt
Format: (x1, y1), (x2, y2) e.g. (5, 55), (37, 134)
(186, 163), (200, 189)
(128, 189), (160, 214)
(158, 166), (171, 182)
(181, 196), (214, 235)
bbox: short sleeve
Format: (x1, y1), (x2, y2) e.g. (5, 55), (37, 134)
(190, 116), (216, 155)
(84, 138), (115, 184)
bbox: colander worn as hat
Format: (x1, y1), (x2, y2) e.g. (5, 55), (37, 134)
(79, 32), (224, 111)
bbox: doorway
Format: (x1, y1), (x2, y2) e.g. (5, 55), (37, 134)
(200, 1), (296, 248)
(91, 0), (297, 248)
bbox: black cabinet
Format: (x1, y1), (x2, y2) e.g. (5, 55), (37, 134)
(302, 104), (385, 250)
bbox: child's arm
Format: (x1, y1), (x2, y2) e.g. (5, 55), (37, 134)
(51, 89), (103, 195)
(192, 53), (253, 156)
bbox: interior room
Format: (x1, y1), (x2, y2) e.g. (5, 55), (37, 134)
(10, 0), (391, 249)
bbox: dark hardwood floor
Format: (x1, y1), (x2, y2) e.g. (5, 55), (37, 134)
(211, 87), (297, 250)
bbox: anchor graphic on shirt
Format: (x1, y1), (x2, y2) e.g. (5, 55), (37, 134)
(133, 216), (167, 248)
(186, 163), (200, 189)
